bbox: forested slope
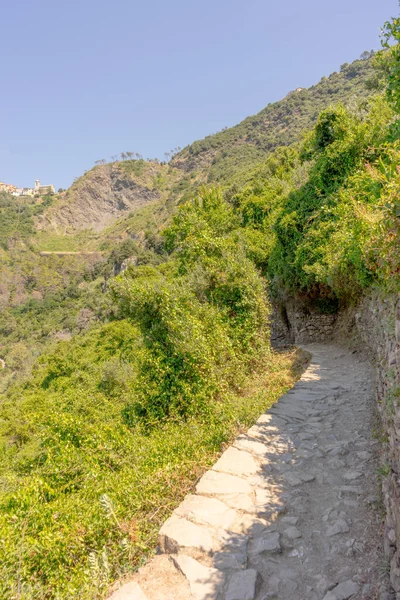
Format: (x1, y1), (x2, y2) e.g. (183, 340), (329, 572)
(170, 54), (381, 182)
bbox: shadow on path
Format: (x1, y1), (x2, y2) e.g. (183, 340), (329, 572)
(110, 345), (386, 600)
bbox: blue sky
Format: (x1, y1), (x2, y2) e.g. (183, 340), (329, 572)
(0, 0), (398, 189)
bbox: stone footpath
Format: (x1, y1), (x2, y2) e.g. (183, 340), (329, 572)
(110, 345), (389, 600)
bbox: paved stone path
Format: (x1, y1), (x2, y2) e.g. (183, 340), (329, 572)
(110, 345), (387, 600)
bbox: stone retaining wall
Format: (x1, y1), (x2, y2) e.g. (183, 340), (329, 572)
(352, 291), (400, 596)
(270, 297), (338, 346)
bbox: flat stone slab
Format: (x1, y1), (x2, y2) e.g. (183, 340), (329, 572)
(175, 495), (238, 530)
(214, 529), (248, 554)
(213, 550), (246, 570)
(172, 555), (225, 600)
(343, 470), (363, 481)
(280, 516), (299, 526)
(252, 485), (271, 503)
(229, 514), (270, 535)
(218, 493), (255, 512)
(326, 519), (350, 537)
(270, 406), (306, 421)
(234, 436), (270, 457)
(225, 569), (258, 600)
(323, 579), (360, 599)
(249, 531), (281, 555)
(212, 447), (259, 477)
(255, 413), (274, 425)
(283, 526), (301, 539)
(196, 470), (253, 496)
(159, 515), (213, 554)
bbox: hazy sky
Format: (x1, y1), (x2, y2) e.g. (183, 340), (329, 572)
(1, 0), (398, 189)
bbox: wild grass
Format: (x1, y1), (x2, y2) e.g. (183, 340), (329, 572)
(0, 319), (307, 599)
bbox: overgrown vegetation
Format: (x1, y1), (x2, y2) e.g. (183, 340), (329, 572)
(0, 192), (54, 247)
(0, 316), (305, 598)
(230, 94), (399, 300)
(1, 15), (400, 600)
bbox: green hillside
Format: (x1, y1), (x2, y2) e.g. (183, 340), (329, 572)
(35, 54), (381, 242)
(0, 29), (399, 600)
(171, 53), (382, 183)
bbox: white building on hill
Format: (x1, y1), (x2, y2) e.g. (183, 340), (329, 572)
(0, 179), (56, 197)
(35, 179), (55, 195)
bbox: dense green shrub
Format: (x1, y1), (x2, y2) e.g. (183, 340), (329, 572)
(227, 95), (399, 299)
(113, 271), (235, 423)
(111, 189), (271, 424)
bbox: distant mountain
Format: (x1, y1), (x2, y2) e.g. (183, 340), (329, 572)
(37, 55), (381, 236)
(36, 160), (183, 233)
(170, 55), (380, 183)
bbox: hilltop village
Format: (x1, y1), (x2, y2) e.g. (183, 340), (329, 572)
(0, 179), (55, 197)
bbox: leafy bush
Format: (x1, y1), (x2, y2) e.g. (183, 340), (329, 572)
(228, 96), (399, 299)
(0, 317), (302, 599)
(111, 189), (271, 424)
(113, 271), (235, 423)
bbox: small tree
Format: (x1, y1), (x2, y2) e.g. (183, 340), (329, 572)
(380, 14), (400, 113)
(360, 50), (371, 60)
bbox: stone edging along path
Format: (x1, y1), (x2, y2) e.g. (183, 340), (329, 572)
(109, 344), (389, 600)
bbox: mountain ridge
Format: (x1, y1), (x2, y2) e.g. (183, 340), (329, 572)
(37, 54), (381, 236)
(170, 54), (380, 181)
(35, 160), (183, 233)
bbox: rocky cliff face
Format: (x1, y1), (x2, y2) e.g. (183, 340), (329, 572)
(36, 161), (182, 233)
